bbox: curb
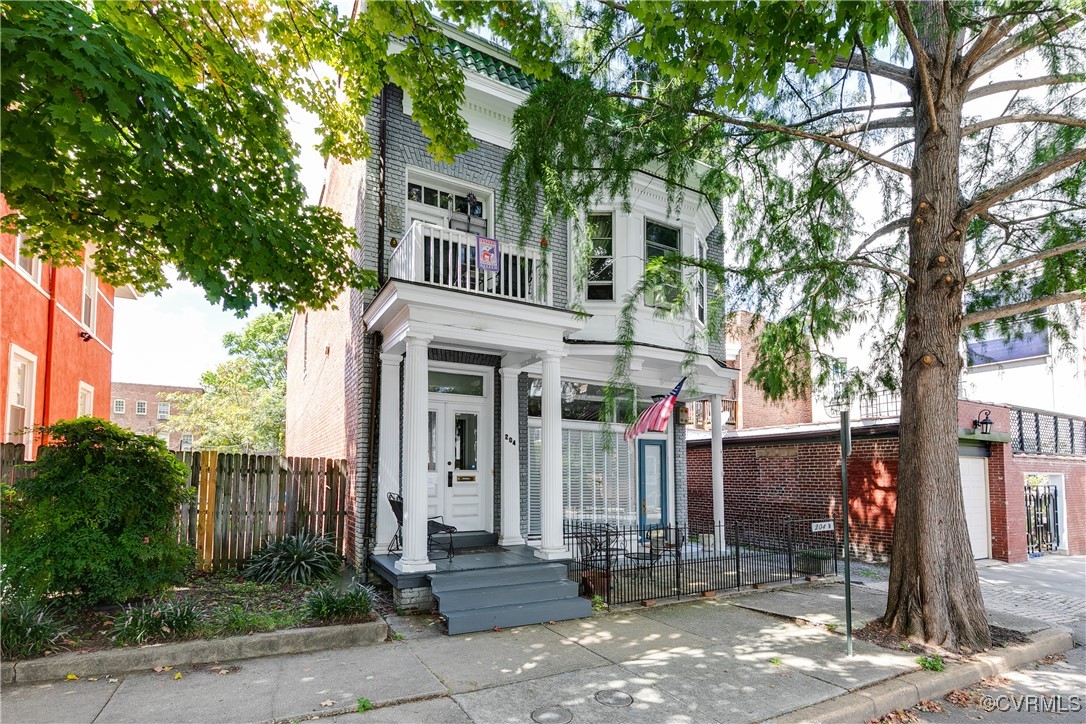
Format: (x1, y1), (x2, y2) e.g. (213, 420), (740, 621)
(6, 620), (387, 684)
(771, 626), (1075, 723)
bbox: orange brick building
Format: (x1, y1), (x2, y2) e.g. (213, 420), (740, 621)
(1, 196), (135, 458)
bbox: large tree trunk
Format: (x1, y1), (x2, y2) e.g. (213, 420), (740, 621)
(884, 5), (991, 652)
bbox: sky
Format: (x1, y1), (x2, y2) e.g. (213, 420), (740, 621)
(110, 106), (325, 387)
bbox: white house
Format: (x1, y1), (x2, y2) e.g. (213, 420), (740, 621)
(285, 26), (737, 631)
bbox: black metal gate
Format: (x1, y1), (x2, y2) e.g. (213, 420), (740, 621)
(1024, 484), (1060, 554)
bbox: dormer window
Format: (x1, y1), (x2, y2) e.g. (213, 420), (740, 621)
(586, 213), (614, 301)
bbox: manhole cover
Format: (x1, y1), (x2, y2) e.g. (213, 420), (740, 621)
(530, 706), (573, 723)
(595, 689), (633, 707)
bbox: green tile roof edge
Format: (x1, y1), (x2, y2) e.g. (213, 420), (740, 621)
(440, 37), (538, 93)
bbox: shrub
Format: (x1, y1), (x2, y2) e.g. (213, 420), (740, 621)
(305, 583), (375, 622)
(112, 599), (202, 645)
(3, 419), (195, 605)
(0, 597), (73, 659)
(242, 532), (341, 584)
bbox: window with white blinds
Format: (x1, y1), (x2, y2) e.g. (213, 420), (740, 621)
(526, 422), (637, 535)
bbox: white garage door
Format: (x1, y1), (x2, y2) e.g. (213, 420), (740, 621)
(959, 457), (990, 559)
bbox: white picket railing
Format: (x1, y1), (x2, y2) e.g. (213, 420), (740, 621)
(390, 221), (550, 305)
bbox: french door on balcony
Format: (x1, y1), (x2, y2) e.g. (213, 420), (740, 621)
(426, 398), (489, 531)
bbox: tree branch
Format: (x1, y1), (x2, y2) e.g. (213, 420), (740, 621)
(789, 101), (912, 128)
(963, 145), (1086, 217)
(963, 291), (1085, 327)
(966, 74), (1086, 103)
(962, 15), (1016, 71)
(891, 0), (939, 134)
(964, 113), (1086, 135)
(967, 240), (1086, 283)
(850, 217), (911, 259)
(828, 116), (916, 137)
(973, 12), (1084, 81)
(615, 93), (914, 177)
(828, 53), (913, 87)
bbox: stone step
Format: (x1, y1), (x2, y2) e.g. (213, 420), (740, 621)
(443, 597), (592, 635)
(428, 563), (567, 593)
(434, 579), (582, 611)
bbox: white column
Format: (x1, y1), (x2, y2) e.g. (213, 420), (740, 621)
(710, 394), (726, 536)
(395, 333), (435, 573)
(375, 352), (401, 554)
(499, 367), (525, 546)
(536, 351), (568, 560)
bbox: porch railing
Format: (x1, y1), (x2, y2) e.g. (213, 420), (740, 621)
(390, 221), (551, 305)
(562, 518), (839, 607)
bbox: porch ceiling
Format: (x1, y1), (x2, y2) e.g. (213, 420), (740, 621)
(553, 342), (738, 396)
(364, 279), (586, 355)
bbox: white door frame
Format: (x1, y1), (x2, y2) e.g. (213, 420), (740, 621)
(426, 363), (494, 532)
(1025, 471), (1068, 553)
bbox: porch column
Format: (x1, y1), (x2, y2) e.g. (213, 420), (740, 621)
(395, 333), (435, 573)
(375, 352), (401, 554)
(710, 394), (726, 535)
(499, 367), (525, 546)
(536, 351), (568, 560)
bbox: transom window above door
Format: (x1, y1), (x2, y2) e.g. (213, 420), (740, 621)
(428, 371), (484, 396)
(407, 175), (489, 236)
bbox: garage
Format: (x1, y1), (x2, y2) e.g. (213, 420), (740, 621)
(958, 456), (991, 559)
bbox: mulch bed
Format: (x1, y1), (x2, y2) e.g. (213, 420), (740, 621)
(856, 619), (1031, 656)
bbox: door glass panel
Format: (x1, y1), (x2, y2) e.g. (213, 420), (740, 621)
(454, 413), (478, 470)
(428, 371), (484, 396)
(643, 443), (663, 527)
(428, 411), (438, 472)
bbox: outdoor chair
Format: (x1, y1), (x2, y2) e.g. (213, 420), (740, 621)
(386, 492), (456, 560)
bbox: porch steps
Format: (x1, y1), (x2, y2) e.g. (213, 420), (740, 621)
(429, 563), (592, 635)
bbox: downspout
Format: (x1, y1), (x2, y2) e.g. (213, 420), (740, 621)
(362, 85), (390, 578)
(39, 266), (58, 452)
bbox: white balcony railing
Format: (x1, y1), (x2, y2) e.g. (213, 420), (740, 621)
(390, 221), (551, 305)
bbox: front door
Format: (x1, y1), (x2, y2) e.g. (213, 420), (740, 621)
(427, 400), (487, 531)
(638, 439), (668, 530)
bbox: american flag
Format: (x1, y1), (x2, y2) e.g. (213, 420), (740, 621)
(624, 378), (686, 442)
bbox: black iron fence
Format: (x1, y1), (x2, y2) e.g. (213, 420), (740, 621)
(1025, 484), (1060, 554)
(563, 518), (839, 607)
(1011, 408), (1086, 456)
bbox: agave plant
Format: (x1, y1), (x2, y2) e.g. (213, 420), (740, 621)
(242, 532), (342, 584)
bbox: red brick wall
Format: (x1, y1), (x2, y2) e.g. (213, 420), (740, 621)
(2, 196), (118, 458)
(1005, 450), (1086, 556)
(728, 311), (813, 428)
(688, 436), (899, 560)
(110, 382), (203, 450)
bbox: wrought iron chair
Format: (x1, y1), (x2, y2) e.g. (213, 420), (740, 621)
(386, 492), (456, 560)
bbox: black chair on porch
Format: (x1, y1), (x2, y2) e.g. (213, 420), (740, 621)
(386, 492), (457, 561)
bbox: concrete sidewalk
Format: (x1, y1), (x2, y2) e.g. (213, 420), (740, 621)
(0, 582), (1072, 724)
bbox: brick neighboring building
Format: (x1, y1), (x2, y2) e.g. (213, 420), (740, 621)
(110, 382), (202, 450)
(2, 195), (136, 458)
(688, 400), (1085, 563)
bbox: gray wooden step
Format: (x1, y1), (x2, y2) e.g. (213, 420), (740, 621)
(443, 597), (592, 635)
(434, 579), (581, 611)
(448, 531), (499, 548)
(428, 563), (567, 593)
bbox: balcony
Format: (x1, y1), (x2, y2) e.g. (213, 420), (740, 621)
(390, 221), (551, 305)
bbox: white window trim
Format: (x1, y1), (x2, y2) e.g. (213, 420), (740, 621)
(113, 398), (126, 414)
(6, 344), (37, 448)
(644, 218), (682, 308)
(157, 401), (171, 420)
(1025, 472), (1069, 553)
(81, 257), (98, 334)
(585, 211), (616, 303)
(694, 235), (708, 326)
(13, 234), (43, 287)
(136, 400), (147, 415)
(78, 381), (95, 417)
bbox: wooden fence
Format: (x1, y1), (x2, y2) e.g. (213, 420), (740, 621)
(0, 444), (351, 571)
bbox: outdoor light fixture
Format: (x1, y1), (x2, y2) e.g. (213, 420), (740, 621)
(973, 409), (994, 435)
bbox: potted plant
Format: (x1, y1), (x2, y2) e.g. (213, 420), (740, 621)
(795, 550), (834, 576)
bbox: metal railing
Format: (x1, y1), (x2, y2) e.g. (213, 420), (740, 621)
(859, 390), (901, 419)
(562, 518), (839, 607)
(1025, 484), (1060, 553)
(1011, 407), (1086, 456)
(389, 221), (550, 304)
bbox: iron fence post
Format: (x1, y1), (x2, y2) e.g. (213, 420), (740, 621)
(786, 518), (794, 583)
(734, 521), (742, 589)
